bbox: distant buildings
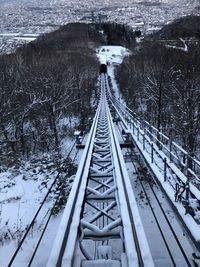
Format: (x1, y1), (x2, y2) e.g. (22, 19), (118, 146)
(0, 0), (199, 53)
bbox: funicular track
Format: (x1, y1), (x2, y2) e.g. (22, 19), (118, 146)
(47, 74), (154, 267)
(7, 72), (200, 267)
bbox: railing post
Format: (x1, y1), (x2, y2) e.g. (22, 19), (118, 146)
(132, 122), (135, 135)
(149, 124), (153, 141)
(129, 119), (131, 128)
(193, 160), (196, 173)
(141, 120), (144, 130)
(184, 180), (190, 214)
(137, 127), (139, 141)
(184, 159), (190, 214)
(143, 132), (145, 151)
(182, 153), (186, 172)
(157, 131), (161, 150)
(169, 140), (172, 162)
(151, 143), (154, 163)
(164, 158), (167, 181)
(183, 153), (186, 163)
(187, 154), (192, 171)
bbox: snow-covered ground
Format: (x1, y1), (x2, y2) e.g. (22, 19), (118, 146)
(0, 157), (58, 265)
(165, 38), (189, 52)
(96, 45), (129, 99)
(0, 118), (80, 266)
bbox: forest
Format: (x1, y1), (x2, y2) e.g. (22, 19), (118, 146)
(0, 23), (99, 167)
(0, 17), (199, 168)
(0, 22), (137, 168)
(116, 15), (200, 159)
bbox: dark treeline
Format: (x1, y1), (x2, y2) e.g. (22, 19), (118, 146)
(116, 17), (200, 158)
(153, 15), (200, 39)
(89, 22), (137, 48)
(0, 22), (138, 166)
(0, 23), (100, 165)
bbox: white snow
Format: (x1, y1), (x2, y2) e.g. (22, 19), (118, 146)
(13, 37), (36, 41)
(0, 164), (57, 266)
(96, 45), (129, 99)
(0, 116), (79, 266)
(96, 46), (129, 66)
(165, 38), (188, 52)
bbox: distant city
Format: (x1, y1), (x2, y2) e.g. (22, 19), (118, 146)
(0, 0), (199, 53)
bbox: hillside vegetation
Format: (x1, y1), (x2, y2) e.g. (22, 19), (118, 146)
(155, 15), (200, 39)
(0, 22), (137, 167)
(116, 15), (200, 158)
(0, 23), (99, 166)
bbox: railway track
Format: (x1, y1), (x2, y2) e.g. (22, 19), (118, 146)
(7, 71), (200, 266)
(47, 74), (154, 267)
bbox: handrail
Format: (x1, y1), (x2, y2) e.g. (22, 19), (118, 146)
(109, 92), (200, 182)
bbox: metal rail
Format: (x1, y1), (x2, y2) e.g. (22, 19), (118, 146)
(47, 74), (154, 267)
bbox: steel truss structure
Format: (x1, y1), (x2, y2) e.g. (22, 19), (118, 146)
(47, 74), (154, 267)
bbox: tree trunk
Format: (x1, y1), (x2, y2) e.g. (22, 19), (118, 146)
(50, 105), (59, 150)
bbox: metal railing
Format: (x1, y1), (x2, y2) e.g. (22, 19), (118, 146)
(109, 93), (200, 225)
(110, 94), (200, 184)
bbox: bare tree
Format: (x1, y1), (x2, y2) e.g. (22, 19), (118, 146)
(171, 52), (200, 158)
